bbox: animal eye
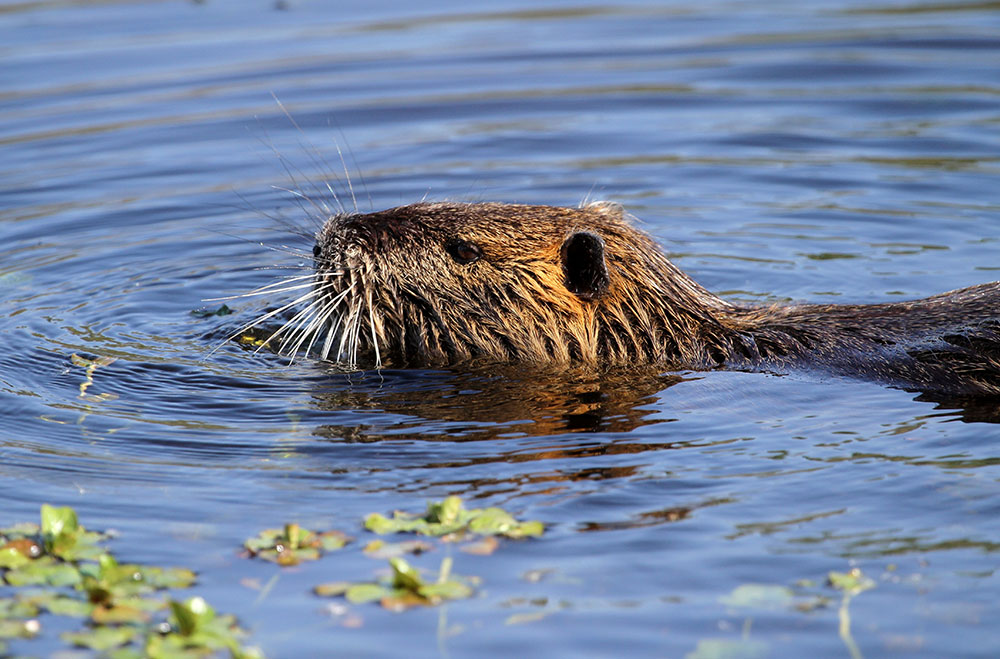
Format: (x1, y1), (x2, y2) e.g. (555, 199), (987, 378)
(313, 244), (323, 258)
(445, 239), (482, 265)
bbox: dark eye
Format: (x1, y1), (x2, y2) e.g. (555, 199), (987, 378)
(445, 238), (482, 265)
(313, 244), (322, 258)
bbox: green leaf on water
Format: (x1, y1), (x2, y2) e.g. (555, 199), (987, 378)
(320, 557), (475, 611)
(139, 565), (198, 590)
(170, 596), (214, 637)
(313, 581), (351, 598)
(427, 496), (464, 525)
(418, 579), (474, 601)
(4, 557), (81, 587)
(389, 557), (424, 591)
(719, 584), (795, 610)
(33, 593), (94, 618)
(40, 504), (79, 539)
(317, 531), (351, 552)
(62, 625), (139, 650)
(33, 504), (108, 562)
(828, 569), (875, 596)
(0, 618), (40, 640)
(468, 508), (544, 538)
(150, 596), (257, 658)
(686, 638), (770, 659)
(344, 583), (392, 604)
(0, 546), (31, 570)
(363, 513), (403, 535)
(0, 597), (39, 620)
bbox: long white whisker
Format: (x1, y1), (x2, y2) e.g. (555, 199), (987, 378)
(286, 285), (353, 360)
(351, 303), (364, 368)
(332, 140), (357, 214)
(281, 302), (327, 363)
(272, 185), (332, 221)
(298, 287), (351, 359)
(207, 288), (318, 358)
(368, 301), (381, 368)
(337, 304), (357, 367)
(333, 124), (372, 211)
(322, 312), (344, 360)
(254, 117), (337, 224)
(206, 280), (315, 302)
(319, 285), (355, 361)
(264, 294), (329, 358)
(300, 302), (338, 358)
(347, 306), (361, 369)
(272, 93), (347, 216)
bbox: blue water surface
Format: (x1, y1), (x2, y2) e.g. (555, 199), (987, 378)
(2, 0), (999, 656)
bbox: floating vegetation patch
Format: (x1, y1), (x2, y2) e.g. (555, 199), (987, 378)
(244, 523), (352, 566)
(240, 497), (542, 614)
(365, 496), (544, 540)
(693, 568), (879, 659)
(314, 557), (476, 612)
(0, 505), (261, 658)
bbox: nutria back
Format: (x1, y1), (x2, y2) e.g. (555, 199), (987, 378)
(278, 201), (1000, 396)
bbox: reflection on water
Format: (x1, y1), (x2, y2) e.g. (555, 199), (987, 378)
(913, 391), (1000, 423)
(312, 365), (682, 438)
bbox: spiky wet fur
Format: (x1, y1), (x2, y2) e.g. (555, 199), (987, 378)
(270, 200), (1000, 395)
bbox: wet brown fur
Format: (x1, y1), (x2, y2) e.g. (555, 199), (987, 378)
(308, 201), (1000, 395)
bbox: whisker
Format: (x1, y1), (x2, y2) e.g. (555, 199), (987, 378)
(263, 294), (329, 358)
(331, 122), (372, 212)
(272, 185), (333, 223)
(207, 287), (318, 358)
(271, 93), (348, 217)
(253, 116), (338, 226)
(368, 300), (382, 368)
(301, 300), (340, 359)
(337, 303), (358, 368)
(280, 303), (326, 363)
(206, 279), (315, 302)
(332, 139), (357, 214)
(322, 312), (344, 360)
(285, 285), (353, 360)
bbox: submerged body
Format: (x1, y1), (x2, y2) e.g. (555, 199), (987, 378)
(286, 201), (1000, 395)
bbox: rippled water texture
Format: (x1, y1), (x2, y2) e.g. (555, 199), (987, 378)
(2, 0), (999, 656)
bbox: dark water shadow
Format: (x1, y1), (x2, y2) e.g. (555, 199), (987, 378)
(911, 391), (1000, 424)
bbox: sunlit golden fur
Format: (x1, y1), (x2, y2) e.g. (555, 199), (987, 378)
(266, 200), (1000, 395)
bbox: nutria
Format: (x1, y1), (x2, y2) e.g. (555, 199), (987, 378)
(261, 200), (1000, 396)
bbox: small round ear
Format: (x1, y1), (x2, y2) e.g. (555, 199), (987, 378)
(561, 232), (610, 300)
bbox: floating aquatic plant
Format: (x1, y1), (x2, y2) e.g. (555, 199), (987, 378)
(0, 505), (261, 658)
(244, 522), (352, 566)
(314, 557), (475, 612)
(365, 496), (544, 539)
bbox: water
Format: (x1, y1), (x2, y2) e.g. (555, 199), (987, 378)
(2, 0), (999, 656)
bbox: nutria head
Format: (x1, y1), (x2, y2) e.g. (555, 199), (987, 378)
(298, 201), (735, 368)
(246, 199), (1000, 395)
